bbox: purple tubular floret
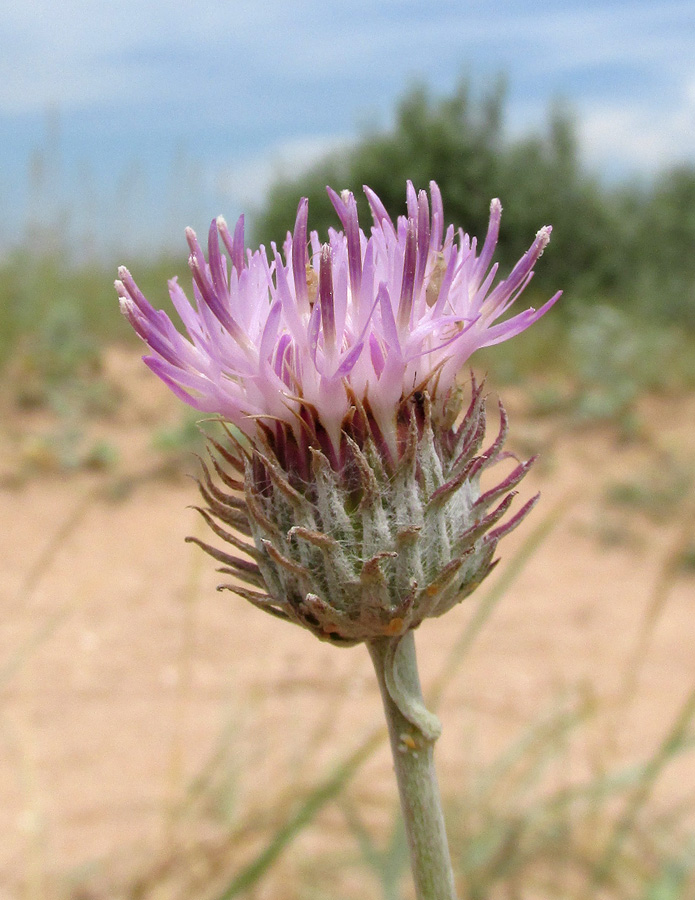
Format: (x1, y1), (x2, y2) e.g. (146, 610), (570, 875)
(364, 185), (395, 235)
(430, 244), (459, 317)
(216, 216), (234, 262)
(117, 180), (560, 451)
(397, 219), (417, 331)
(473, 199), (502, 284)
(481, 299), (554, 346)
(144, 357), (211, 410)
(132, 318), (184, 368)
(168, 277), (203, 339)
(319, 244), (336, 349)
(327, 187), (362, 300)
(273, 249), (306, 347)
(334, 340), (364, 378)
(117, 267), (157, 318)
(232, 216), (246, 271)
(369, 332), (386, 378)
(413, 190), (430, 301)
(292, 198), (309, 307)
(186, 229), (238, 335)
(378, 282), (401, 355)
(429, 181), (444, 251)
(217, 215), (246, 274)
(207, 219), (229, 303)
(185, 227), (209, 282)
(406, 181), (418, 221)
(468, 263), (500, 318)
(273, 333), (293, 386)
(117, 275), (199, 371)
(484, 225), (552, 316)
(259, 300), (282, 362)
(306, 302), (322, 375)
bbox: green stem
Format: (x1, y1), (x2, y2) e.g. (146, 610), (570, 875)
(368, 631), (458, 900)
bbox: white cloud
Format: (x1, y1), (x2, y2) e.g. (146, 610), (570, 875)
(0, 1), (279, 112)
(579, 81), (695, 173)
(214, 134), (352, 212)
(496, 1), (695, 74)
(2, 0), (693, 114)
(1, 0), (694, 248)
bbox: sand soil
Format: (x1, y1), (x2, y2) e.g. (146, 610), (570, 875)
(1, 347), (694, 897)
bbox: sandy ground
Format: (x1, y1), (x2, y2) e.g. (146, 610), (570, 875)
(1, 348), (694, 898)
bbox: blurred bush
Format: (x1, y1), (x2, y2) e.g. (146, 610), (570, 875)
(0, 247), (183, 373)
(252, 77), (695, 330)
(2, 75), (694, 404)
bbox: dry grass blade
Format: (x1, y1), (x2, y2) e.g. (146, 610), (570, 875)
(18, 488), (98, 600)
(340, 798), (409, 900)
(2, 489), (98, 687)
(591, 685), (695, 890)
(620, 499), (695, 702)
(213, 726), (385, 899)
(428, 498), (569, 710)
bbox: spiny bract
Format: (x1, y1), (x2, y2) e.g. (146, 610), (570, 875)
(188, 381), (537, 645)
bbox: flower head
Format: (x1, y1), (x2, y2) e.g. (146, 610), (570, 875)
(117, 182), (560, 645)
(117, 182), (560, 469)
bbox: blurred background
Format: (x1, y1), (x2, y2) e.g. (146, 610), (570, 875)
(1, 2), (695, 898)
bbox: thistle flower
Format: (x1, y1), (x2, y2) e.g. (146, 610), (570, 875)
(118, 182), (561, 899)
(116, 182), (560, 646)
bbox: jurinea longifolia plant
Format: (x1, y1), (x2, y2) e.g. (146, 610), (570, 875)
(116, 182), (559, 646)
(117, 181), (560, 900)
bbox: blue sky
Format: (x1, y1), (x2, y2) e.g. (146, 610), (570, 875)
(1, 0), (694, 258)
